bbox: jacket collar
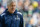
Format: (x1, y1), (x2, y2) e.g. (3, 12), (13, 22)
(4, 9), (17, 15)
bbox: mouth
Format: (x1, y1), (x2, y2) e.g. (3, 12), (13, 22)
(11, 8), (14, 9)
(12, 8), (15, 11)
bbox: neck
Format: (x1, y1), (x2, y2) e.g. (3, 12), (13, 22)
(8, 10), (15, 14)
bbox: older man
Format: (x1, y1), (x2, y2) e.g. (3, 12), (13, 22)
(0, 0), (23, 27)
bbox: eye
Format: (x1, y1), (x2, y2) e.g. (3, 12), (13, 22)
(13, 5), (16, 7)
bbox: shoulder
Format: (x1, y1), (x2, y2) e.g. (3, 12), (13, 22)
(1, 13), (6, 17)
(17, 12), (23, 18)
(17, 12), (22, 15)
(0, 13), (6, 19)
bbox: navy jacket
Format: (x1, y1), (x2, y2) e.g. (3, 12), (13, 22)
(0, 9), (23, 27)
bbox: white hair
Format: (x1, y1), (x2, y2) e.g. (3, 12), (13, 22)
(7, 0), (17, 6)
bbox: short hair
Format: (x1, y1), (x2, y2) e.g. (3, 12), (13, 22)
(7, 0), (17, 6)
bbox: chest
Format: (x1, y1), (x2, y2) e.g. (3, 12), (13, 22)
(4, 15), (20, 24)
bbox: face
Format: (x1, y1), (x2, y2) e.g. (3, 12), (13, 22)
(28, 5), (34, 11)
(8, 2), (16, 13)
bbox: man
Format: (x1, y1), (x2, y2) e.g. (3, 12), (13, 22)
(30, 12), (38, 27)
(0, 0), (23, 27)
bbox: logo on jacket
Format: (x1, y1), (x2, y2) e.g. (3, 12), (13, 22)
(15, 15), (20, 20)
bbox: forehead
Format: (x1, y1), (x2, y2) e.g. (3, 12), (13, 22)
(10, 2), (16, 5)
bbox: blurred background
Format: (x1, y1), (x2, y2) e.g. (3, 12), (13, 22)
(0, 0), (40, 27)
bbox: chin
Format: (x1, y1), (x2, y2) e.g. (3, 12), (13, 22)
(12, 11), (15, 13)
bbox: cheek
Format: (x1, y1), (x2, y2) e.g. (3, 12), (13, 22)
(9, 7), (12, 10)
(14, 6), (16, 8)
